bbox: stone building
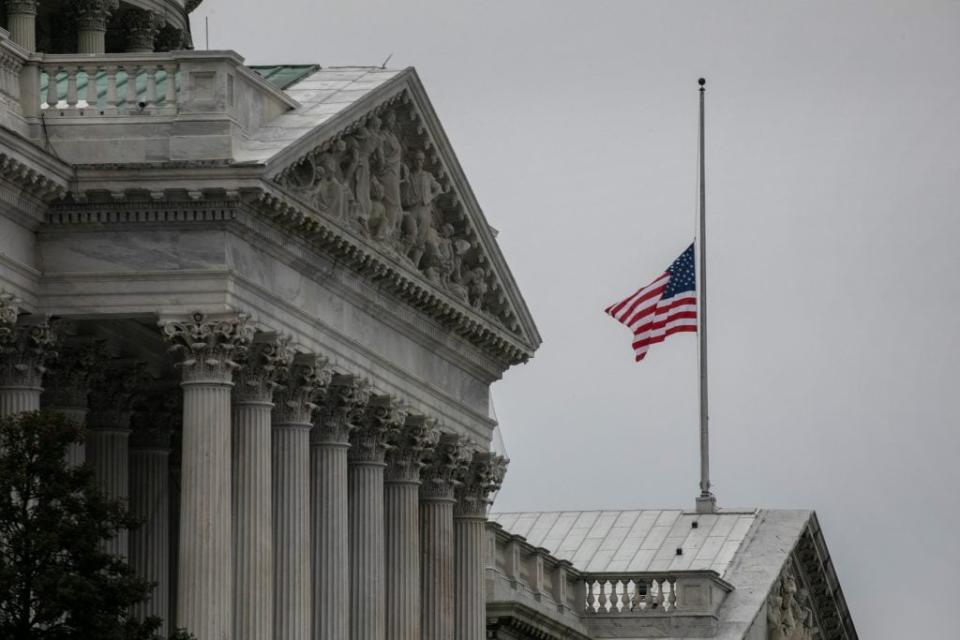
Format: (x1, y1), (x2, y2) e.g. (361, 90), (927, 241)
(0, 2), (858, 639)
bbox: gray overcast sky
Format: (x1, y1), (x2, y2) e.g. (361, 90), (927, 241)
(192, 1), (959, 636)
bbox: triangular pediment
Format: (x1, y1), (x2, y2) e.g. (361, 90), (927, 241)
(261, 69), (541, 364)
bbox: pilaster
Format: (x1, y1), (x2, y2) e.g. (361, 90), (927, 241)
(454, 453), (508, 640)
(0, 293), (57, 417)
(272, 351), (327, 640)
(384, 414), (439, 640)
(161, 311), (253, 640)
(311, 373), (369, 640)
(419, 433), (472, 640)
(233, 333), (293, 640)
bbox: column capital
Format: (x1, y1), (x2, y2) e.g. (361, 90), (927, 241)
(420, 433), (473, 501)
(74, 0), (119, 31)
(121, 6), (163, 52)
(313, 373), (369, 445)
(385, 413), (439, 483)
(234, 332), (295, 404)
(0, 293), (58, 389)
(6, 1), (39, 16)
(273, 352), (329, 425)
(87, 361), (150, 431)
(41, 334), (108, 410)
(454, 453), (508, 518)
(349, 393), (406, 464)
(160, 312), (254, 384)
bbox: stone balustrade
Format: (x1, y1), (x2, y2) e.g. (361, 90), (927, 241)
(486, 522), (735, 639)
(40, 54), (179, 117)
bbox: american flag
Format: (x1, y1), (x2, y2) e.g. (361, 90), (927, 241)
(605, 244), (698, 362)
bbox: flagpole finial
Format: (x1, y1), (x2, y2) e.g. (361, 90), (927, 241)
(698, 77), (706, 90)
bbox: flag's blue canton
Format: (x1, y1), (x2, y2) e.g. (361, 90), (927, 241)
(664, 243), (696, 298)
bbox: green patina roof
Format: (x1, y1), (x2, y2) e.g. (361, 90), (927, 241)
(249, 65), (321, 90)
(38, 64), (319, 108)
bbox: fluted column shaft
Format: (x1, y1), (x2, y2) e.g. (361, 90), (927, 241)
(129, 439), (170, 635)
(87, 424), (131, 558)
(162, 312), (252, 640)
(5, 1), (37, 51)
(311, 436), (349, 640)
(177, 377), (233, 640)
(453, 513), (486, 640)
(273, 419), (312, 640)
(234, 399), (274, 640)
(384, 478), (420, 640)
(348, 459), (386, 640)
(453, 453), (508, 640)
(0, 386), (40, 416)
(420, 494), (455, 640)
(57, 409), (88, 466)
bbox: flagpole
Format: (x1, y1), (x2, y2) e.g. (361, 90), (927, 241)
(696, 77), (717, 514)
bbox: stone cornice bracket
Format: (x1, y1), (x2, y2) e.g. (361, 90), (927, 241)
(385, 413), (440, 483)
(40, 331), (108, 409)
(0, 153), (69, 202)
(73, 0), (119, 31)
(160, 312), (255, 385)
(454, 452), (508, 518)
(0, 292), (58, 389)
(312, 373), (370, 446)
(233, 332), (295, 404)
(420, 433), (473, 501)
(349, 393), (406, 465)
(273, 352), (330, 425)
(87, 360), (150, 432)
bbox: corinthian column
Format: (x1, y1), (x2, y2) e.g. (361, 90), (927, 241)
(384, 415), (438, 640)
(312, 374), (369, 640)
(129, 394), (175, 636)
(87, 362), (148, 560)
(161, 312), (253, 640)
(272, 353), (329, 640)
(348, 395), (404, 640)
(419, 434), (472, 640)
(75, 0), (117, 54)
(0, 294), (57, 417)
(454, 453), (508, 640)
(41, 335), (107, 466)
(6, 1), (39, 51)
(232, 334), (293, 640)
(123, 7), (161, 52)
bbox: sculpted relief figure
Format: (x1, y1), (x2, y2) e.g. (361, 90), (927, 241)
(403, 150), (445, 268)
(377, 111), (407, 242)
(768, 569), (817, 640)
(348, 116), (385, 222)
(316, 153), (354, 222)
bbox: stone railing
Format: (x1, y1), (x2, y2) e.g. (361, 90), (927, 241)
(39, 54), (179, 117)
(486, 522), (736, 639)
(581, 571), (732, 616)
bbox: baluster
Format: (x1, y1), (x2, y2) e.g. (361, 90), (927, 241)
(144, 65), (157, 111)
(124, 64), (138, 111)
(597, 580), (608, 613)
(586, 579), (597, 613)
(65, 65), (78, 110)
(654, 578), (664, 609)
(644, 578), (655, 610)
(626, 579), (637, 612)
(105, 64), (118, 113)
(82, 64), (97, 110)
(163, 63), (177, 112)
(609, 580), (619, 613)
(45, 65), (58, 110)
(667, 577), (678, 611)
